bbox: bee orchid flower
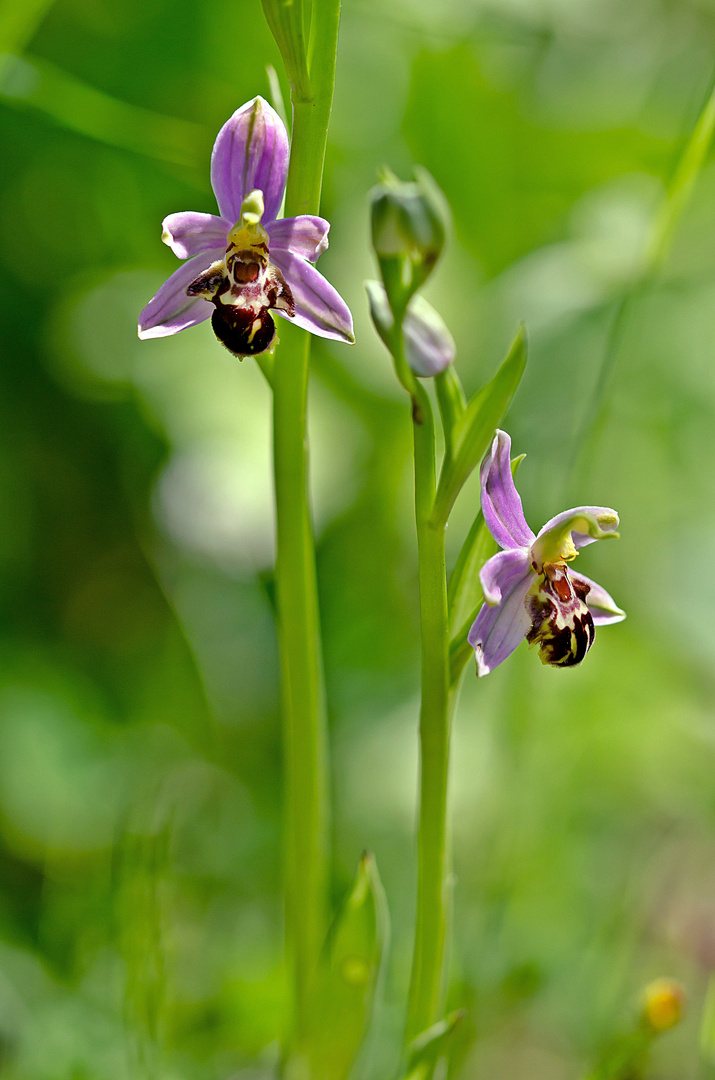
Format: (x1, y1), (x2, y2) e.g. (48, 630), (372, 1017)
(138, 96), (354, 357)
(469, 430), (625, 676)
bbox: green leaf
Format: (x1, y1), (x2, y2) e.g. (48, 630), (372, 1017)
(435, 366), (467, 466)
(266, 63), (289, 131)
(303, 852), (389, 1080)
(0, 0), (58, 53)
(447, 512), (493, 635)
(0, 53), (210, 169)
(403, 1011), (465, 1080)
(700, 973), (715, 1068)
(582, 1029), (651, 1080)
(649, 78), (715, 272)
(260, 0), (311, 101)
(430, 327), (527, 528)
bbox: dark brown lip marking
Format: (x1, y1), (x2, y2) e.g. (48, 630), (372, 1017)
(228, 259), (260, 285)
(526, 563), (595, 667)
(211, 304), (276, 357)
(186, 255), (295, 357)
(187, 261), (227, 297)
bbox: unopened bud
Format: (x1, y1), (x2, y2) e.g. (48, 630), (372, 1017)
(369, 167), (448, 311)
(642, 978), (685, 1032)
(366, 280), (455, 378)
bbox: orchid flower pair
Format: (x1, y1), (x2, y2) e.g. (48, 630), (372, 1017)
(138, 97), (354, 356)
(469, 430), (625, 676)
(137, 98), (625, 679)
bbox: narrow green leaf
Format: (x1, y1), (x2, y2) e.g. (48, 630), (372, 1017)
(449, 611), (478, 686)
(0, 53), (209, 169)
(303, 852), (389, 1080)
(435, 366), (466, 466)
(447, 512), (493, 635)
(403, 1011), (465, 1080)
(701, 973), (715, 1068)
(266, 63), (289, 131)
(0, 0), (57, 53)
(582, 1029), (651, 1080)
(260, 0), (311, 102)
(431, 327), (526, 528)
(649, 76), (715, 272)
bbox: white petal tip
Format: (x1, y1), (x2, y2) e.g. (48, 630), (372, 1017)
(137, 323), (175, 340)
(475, 648), (491, 677)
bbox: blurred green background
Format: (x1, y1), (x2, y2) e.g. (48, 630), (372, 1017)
(2, 0), (715, 1076)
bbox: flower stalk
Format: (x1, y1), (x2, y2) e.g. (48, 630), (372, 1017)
(270, 0), (344, 1056)
(367, 171), (456, 1057)
(379, 315), (453, 1049)
(272, 318), (329, 1052)
(405, 358), (452, 1046)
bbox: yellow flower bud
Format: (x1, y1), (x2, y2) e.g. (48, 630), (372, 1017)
(642, 978), (685, 1032)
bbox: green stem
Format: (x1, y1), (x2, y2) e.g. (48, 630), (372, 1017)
(273, 322), (328, 1050)
(272, 0), (342, 1053)
(403, 338), (452, 1049)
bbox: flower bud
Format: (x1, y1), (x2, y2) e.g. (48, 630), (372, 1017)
(369, 167), (448, 313)
(365, 280), (455, 378)
(642, 978), (685, 1032)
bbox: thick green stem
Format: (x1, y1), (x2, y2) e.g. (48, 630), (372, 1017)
(272, 0), (342, 1052)
(273, 322), (328, 1048)
(404, 363), (452, 1048)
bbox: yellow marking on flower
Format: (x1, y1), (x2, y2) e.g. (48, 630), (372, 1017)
(532, 510), (619, 569)
(227, 189), (269, 252)
(227, 221), (270, 251)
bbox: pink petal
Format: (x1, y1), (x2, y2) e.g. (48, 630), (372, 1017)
(210, 96), (289, 224)
(161, 212), (230, 259)
(479, 547), (532, 606)
(480, 430), (535, 551)
(568, 570), (626, 625)
(468, 550), (533, 676)
(138, 249), (224, 339)
(267, 215), (330, 262)
(270, 249), (354, 344)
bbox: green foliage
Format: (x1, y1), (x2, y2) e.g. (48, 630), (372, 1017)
(2, 0), (715, 1075)
(402, 1011), (464, 1080)
(260, 0), (310, 101)
(301, 853), (388, 1080)
(434, 367), (467, 466)
(431, 328), (527, 527)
